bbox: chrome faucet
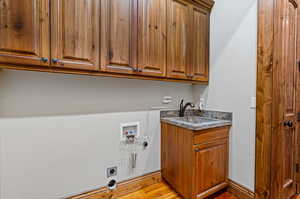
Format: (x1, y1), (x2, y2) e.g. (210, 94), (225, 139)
(179, 99), (195, 117)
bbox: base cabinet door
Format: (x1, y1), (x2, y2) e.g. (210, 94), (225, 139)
(101, 0), (138, 74)
(0, 0), (50, 66)
(194, 139), (228, 198)
(51, 0), (100, 71)
(190, 6), (210, 81)
(137, 0), (167, 77)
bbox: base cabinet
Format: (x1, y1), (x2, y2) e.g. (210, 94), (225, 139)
(161, 123), (230, 199)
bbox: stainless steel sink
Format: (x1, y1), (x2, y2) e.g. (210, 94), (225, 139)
(170, 116), (217, 124)
(161, 116), (231, 131)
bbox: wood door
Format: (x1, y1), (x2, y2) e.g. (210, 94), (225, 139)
(0, 0), (50, 66)
(137, 0), (167, 77)
(272, 0), (298, 198)
(101, 0), (138, 74)
(167, 0), (191, 79)
(190, 6), (210, 82)
(296, 0), (300, 191)
(296, 64), (300, 192)
(194, 139), (228, 197)
(51, 0), (100, 71)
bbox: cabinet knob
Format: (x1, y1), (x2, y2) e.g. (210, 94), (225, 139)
(194, 148), (200, 152)
(40, 57), (48, 63)
(52, 58), (59, 64)
(186, 74), (194, 78)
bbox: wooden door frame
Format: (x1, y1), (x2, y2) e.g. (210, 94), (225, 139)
(255, 0), (300, 198)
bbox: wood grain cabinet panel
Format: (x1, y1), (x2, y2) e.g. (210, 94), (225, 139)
(0, 0), (50, 66)
(0, 0), (214, 83)
(137, 0), (167, 77)
(190, 6), (209, 81)
(161, 123), (230, 199)
(167, 0), (191, 79)
(51, 0), (100, 71)
(194, 139), (228, 197)
(101, 0), (138, 74)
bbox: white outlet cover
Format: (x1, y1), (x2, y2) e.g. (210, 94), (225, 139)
(163, 96), (172, 100)
(162, 99), (172, 104)
(250, 97), (256, 109)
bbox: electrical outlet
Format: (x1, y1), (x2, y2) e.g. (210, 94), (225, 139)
(250, 97), (256, 109)
(162, 96), (172, 104)
(107, 167), (117, 178)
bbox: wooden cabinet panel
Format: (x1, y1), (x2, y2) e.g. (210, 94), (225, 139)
(194, 139), (228, 196)
(51, 0), (100, 71)
(161, 122), (229, 199)
(161, 123), (193, 199)
(138, 0), (167, 77)
(101, 0), (138, 74)
(190, 6), (209, 81)
(194, 127), (229, 145)
(167, 0), (191, 79)
(0, 0), (50, 66)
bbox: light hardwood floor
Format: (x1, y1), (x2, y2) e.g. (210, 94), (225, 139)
(118, 182), (238, 199)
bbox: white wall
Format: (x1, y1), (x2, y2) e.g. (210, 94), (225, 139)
(0, 111), (161, 199)
(193, 0), (257, 191)
(0, 70), (193, 117)
(0, 70), (194, 199)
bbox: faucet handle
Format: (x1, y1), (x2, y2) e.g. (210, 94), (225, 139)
(180, 99), (184, 106)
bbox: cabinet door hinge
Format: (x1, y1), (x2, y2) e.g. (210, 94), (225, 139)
(295, 164), (299, 173)
(297, 113), (300, 122)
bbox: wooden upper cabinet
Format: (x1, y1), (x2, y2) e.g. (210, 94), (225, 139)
(190, 6), (210, 81)
(101, 0), (138, 74)
(0, 0), (213, 83)
(51, 0), (100, 71)
(137, 0), (167, 77)
(0, 0), (50, 66)
(167, 0), (191, 79)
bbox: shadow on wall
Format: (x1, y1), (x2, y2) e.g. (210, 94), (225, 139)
(210, 0), (257, 63)
(0, 70), (194, 118)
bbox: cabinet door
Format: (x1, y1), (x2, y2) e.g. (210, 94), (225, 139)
(0, 0), (50, 66)
(101, 0), (138, 74)
(137, 0), (167, 77)
(167, 0), (191, 79)
(51, 0), (100, 71)
(190, 6), (209, 81)
(194, 139), (228, 197)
